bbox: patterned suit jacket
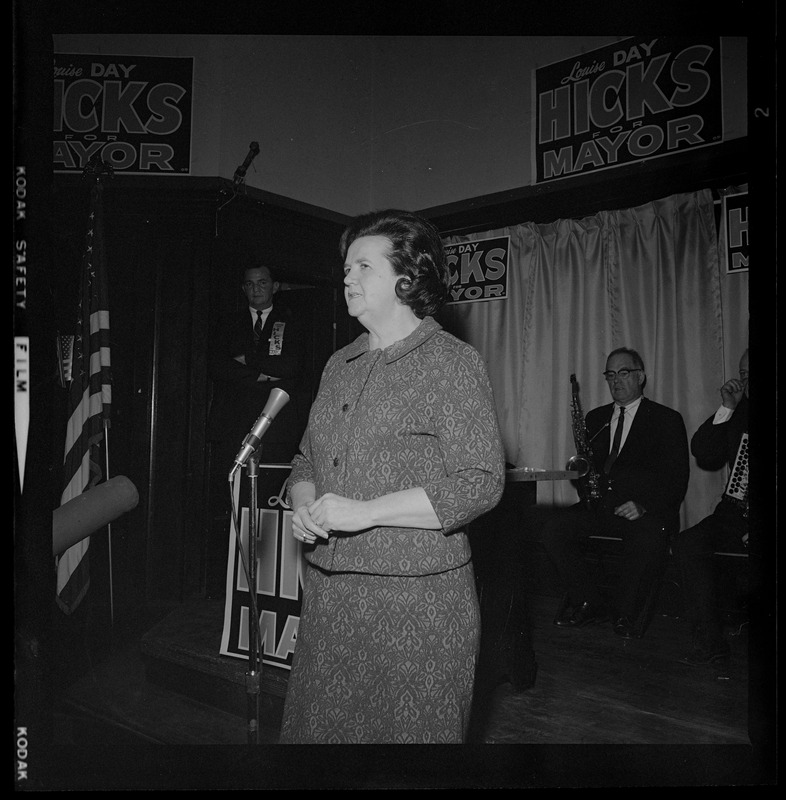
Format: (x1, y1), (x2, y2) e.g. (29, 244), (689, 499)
(288, 316), (506, 576)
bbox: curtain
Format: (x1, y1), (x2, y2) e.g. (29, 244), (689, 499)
(441, 188), (747, 531)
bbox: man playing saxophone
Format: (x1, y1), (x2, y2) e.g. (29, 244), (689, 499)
(541, 347), (690, 638)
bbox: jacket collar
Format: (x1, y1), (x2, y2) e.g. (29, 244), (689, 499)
(343, 316), (443, 364)
(606, 394), (648, 417)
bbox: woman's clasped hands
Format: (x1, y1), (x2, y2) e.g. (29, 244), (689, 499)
(291, 493), (369, 545)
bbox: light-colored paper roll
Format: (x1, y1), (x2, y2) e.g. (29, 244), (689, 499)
(53, 475), (139, 556)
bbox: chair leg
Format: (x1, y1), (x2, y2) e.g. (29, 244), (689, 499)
(552, 592), (571, 625)
(631, 580), (660, 638)
(656, 578), (684, 620)
(631, 548), (670, 638)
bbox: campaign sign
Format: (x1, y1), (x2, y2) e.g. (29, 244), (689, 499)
(445, 235), (509, 305)
(219, 465), (305, 670)
(54, 53), (194, 174)
(723, 191), (749, 274)
(533, 36), (723, 183)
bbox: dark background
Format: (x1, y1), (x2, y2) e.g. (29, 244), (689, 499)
(14, 0), (776, 789)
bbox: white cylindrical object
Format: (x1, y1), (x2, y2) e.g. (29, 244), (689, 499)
(53, 475), (139, 557)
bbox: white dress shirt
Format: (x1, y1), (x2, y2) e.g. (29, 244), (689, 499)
(608, 395), (643, 454)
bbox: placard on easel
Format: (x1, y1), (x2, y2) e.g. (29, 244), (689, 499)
(219, 464), (305, 671)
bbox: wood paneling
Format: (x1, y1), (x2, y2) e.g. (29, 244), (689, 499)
(50, 176), (348, 625)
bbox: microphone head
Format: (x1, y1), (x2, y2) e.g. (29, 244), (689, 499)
(263, 387), (290, 419)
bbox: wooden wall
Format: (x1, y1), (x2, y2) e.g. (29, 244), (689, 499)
(49, 176), (351, 621)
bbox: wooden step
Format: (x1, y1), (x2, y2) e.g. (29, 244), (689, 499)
(139, 597), (287, 731)
(57, 597), (285, 745)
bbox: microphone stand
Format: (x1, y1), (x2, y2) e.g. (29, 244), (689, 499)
(227, 388), (290, 742)
(241, 450), (262, 743)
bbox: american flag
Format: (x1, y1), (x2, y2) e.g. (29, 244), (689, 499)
(56, 179), (112, 615)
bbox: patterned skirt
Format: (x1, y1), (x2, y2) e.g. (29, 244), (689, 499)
(278, 561), (480, 744)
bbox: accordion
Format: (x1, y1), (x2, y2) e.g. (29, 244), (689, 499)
(724, 432), (749, 517)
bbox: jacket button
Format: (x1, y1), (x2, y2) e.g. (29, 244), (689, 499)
(333, 457), (339, 466)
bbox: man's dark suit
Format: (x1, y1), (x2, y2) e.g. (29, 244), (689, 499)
(204, 301), (310, 595)
(586, 396), (690, 524)
(207, 302), (309, 464)
(689, 393), (749, 478)
(541, 395), (689, 628)
(672, 394), (749, 650)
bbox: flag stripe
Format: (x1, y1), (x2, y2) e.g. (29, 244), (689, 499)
(62, 385), (92, 454)
(89, 350), (112, 378)
(91, 309), (110, 332)
(60, 449), (93, 519)
(56, 543), (90, 612)
(56, 178), (112, 615)
(62, 386), (107, 456)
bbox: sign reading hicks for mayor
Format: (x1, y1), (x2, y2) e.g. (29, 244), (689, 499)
(54, 54), (194, 175)
(445, 236), (509, 304)
(533, 36), (723, 184)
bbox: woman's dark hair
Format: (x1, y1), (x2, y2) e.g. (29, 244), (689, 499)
(339, 209), (450, 319)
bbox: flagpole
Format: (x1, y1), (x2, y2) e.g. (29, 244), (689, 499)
(104, 420), (115, 626)
(57, 153), (114, 616)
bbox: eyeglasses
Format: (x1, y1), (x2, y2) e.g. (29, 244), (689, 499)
(243, 280), (270, 290)
(603, 368), (641, 381)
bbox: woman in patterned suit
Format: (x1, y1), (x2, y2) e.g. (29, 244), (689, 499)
(279, 209), (505, 744)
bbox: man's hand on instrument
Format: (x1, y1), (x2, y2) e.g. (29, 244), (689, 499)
(614, 500), (646, 521)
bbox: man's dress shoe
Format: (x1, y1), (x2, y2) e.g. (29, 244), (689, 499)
(613, 616), (636, 638)
(554, 601), (609, 628)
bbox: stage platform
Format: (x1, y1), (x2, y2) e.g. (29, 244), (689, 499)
(140, 598), (287, 734)
(57, 597), (285, 745)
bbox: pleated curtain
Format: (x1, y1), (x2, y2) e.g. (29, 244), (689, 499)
(440, 188), (748, 530)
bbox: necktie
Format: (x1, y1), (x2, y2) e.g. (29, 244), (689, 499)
(603, 405), (625, 473)
(253, 310), (263, 343)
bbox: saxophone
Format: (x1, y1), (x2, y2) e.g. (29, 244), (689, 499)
(565, 373), (606, 510)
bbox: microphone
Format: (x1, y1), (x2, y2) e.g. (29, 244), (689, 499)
(229, 388), (290, 478)
(233, 141), (260, 185)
